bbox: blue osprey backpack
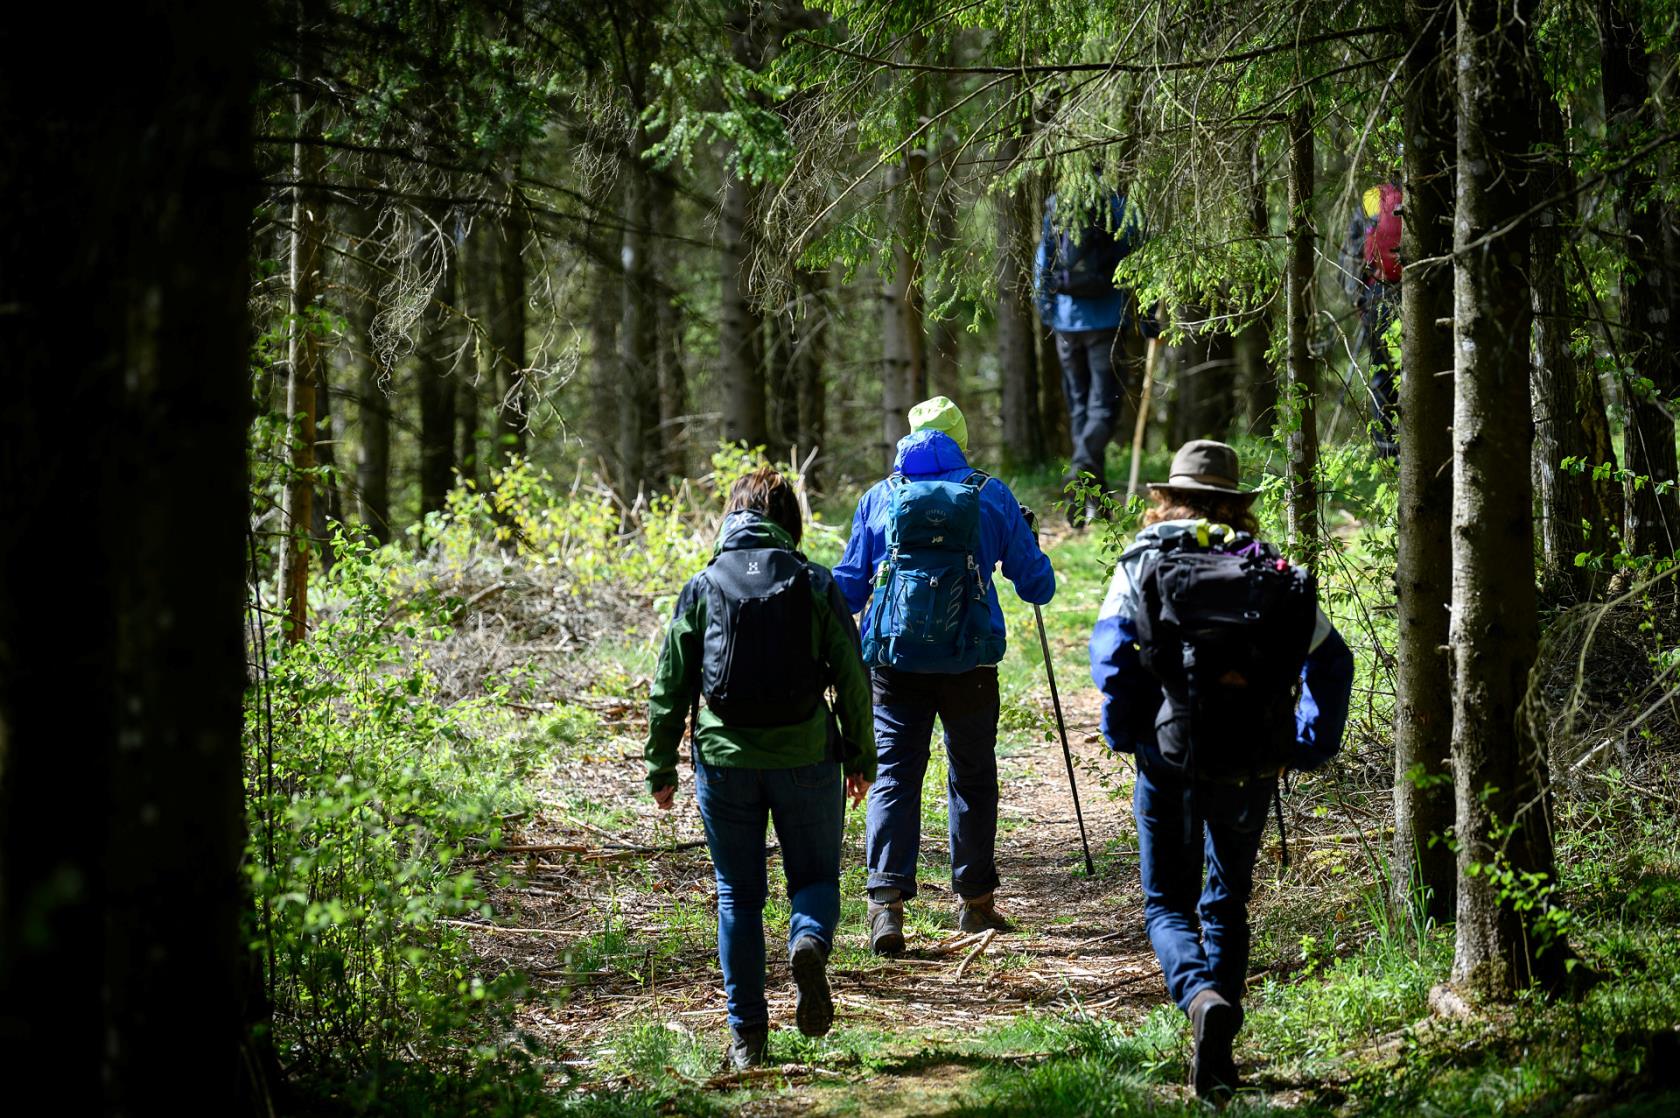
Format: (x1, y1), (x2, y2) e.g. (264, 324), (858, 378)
(861, 471), (1004, 673)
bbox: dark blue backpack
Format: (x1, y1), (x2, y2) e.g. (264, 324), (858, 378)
(1048, 194), (1139, 298)
(861, 471), (1003, 673)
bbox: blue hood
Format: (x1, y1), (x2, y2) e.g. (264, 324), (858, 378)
(893, 429), (970, 476)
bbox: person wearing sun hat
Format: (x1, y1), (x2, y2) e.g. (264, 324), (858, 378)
(834, 396), (1056, 954)
(1088, 438), (1354, 1099)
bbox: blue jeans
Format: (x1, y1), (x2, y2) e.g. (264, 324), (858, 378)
(865, 666), (1001, 901)
(1133, 764), (1275, 1011)
(694, 759), (844, 1030)
(1055, 327), (1125, 489)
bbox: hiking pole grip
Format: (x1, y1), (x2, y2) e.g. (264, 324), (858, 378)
(1034, 603), (1095, 877)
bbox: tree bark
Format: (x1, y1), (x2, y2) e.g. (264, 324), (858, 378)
(309, 352), (343, 573)
(1238, 138), (1276, 435)
(1392, 0), (1457, 926)
(589, 256), (621, 476)
(619, 148), (660, 499)
(926, 159), (962, 406)
(355, 317), (392, 543)
(278, 18), (325, 640)
(1601, 0), (1680, 557)
(880, 160), (917, 469)
(1450, 0), (1563, 997)
(418, 228), (459, 519)
(720, 167), (767, 449)
(1284, 102), (1320, 558)
(0, 3), (256, 1107)
(792, 267), (829, 484)
(998, 144), (1044, 468)
(457, 365), (480, 491)
(654, 186), (687, 482)
(1531, 88), (1612, 601)
(491, 193), (529, 463)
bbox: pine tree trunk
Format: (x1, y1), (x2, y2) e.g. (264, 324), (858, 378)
(792, 267), (829, 484)
(1531, 90), (1609, 601)
(589, 257), (621, 476)
(653, 176), (686, 482)
(881, 160), (916, 469)
(1602, 0), (1680, 557)
(1238, 139), (1276, 435)
(418, 230), (458, 518)
(720, 168), (767, 449)
(1284, 102), (1319, 558)
(0, 4), (257, 1107)
(309, 353), (343, 573)
(926, 160), (962, 405)
(493, 196), (529, 463)
(619, 151), (660, 500)
(1450, 0), (1564, 997)
(998, 130), (1043, 468)
(355, 316), (392, 544)
(278, 25), (324, 640)
(457, 369), (480, 491)
(1392, 0), (1457, 925)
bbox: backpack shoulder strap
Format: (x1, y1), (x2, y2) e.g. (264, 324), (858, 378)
(964, 468), (993, 492)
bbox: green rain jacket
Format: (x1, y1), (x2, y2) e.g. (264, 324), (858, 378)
(644, 511), (877, 793)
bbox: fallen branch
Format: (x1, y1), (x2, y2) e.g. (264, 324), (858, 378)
(955, 929), (997, 979)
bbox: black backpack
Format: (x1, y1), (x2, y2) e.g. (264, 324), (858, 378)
(1134, 532), (1318, 781)
(698, 547), (826, 728)
(1048, 196), (1136, 298)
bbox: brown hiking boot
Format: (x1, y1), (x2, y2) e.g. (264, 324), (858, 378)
(957, 892), (1013, 934)
(1188, 987), (1241, 1099)
(868, 900), (905, 955)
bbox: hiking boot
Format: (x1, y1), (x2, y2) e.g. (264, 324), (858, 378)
(1188, 987), (1241, 1099)
(789, 935), (834, 1037)
(868, 899), (905, 956)
(957, 892), (1013, 934)
(727, 1023), (768, 1071)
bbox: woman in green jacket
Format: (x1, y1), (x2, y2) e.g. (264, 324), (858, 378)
(646, 467), (876, 1070)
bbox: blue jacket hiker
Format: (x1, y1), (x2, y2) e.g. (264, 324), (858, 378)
(645, 468), (876, 1072)
(1034, 190), (1156, 519)
(833, 397), (1056, 954)
(1087, 440), (1354, 1100)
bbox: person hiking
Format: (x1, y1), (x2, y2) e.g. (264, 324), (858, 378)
(645, 467), (876, 1071)
(1034, 185), (1157, 526)
(1341, 176), (1403, 458)
(1087, 440), (1355, 1099)
(833, 397), (1056, 954)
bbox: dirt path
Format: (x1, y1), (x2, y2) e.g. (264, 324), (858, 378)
(452, 655), (1176, 1109)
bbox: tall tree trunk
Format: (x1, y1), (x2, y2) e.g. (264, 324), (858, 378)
(309, 353), (343, 573)
(998, 136), (1044, 468)
(1393, 0), (1458, 926)
(277, 19), (324, 640)
(619, 148), (660, 499)
(653, 183), (686, 481)
(1450, 0), (1564, 997)
(1602, 0), (1680, 557)
(457, 366), (480, 491)
(355, 316), (392, 544)
(0, 3), (257, 1108)
(418, 230), (458, 519)
(792, 267), (829, 485)
(1531, 89), (1610, 601)
(1284, 102), (1320, 558)
(492, 193), (529, 463)
(1238, 138), (1276, 435)
(585, 268), (619, 481)
(926, 160), (962, 405)
(881, 159), (916, 469)
(1039, 322), (1069, 459)
(720, 168), (767, 449)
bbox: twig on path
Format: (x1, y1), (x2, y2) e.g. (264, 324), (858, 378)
(955, 929), (996, 979)
(441, 918), (580, 938)
(1074, 929), (1127, 947)
(925, 930), (991, 956)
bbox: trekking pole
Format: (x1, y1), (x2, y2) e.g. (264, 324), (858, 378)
(1033, 603), (1096, 877)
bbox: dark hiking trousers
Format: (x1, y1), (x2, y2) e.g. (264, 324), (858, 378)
(1359, 281), (1399, 456)
(1134, 763), (1274, 1011)
(864, 665), (1001, 901)
(1055, 327), (1126, 490)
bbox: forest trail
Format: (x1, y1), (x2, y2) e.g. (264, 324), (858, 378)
(453, 544), (1189, 1111)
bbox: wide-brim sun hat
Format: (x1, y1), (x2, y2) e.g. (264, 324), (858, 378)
(1146, 439), (1258, 502)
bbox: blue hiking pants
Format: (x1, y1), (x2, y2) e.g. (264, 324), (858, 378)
(864, 665), (1002, 902)
(694, 759), (844, 1030)
(1133, 763), (1275, 1010)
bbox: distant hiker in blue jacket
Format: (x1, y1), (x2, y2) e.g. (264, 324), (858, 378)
(1088, 439), (1354, 1100)
(834, 397), (1056, 954)
(1035, 188), (1156, 526)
